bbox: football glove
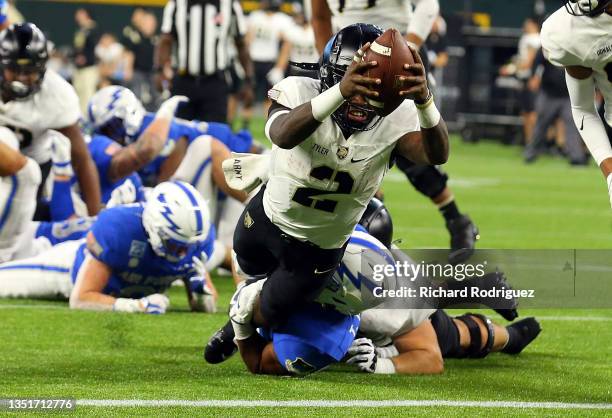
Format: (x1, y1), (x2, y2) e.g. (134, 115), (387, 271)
(156, 95), (189, 120)
(50, 130), (73, 178)
(346, 338), (378, 373)
(189, 276), (217, 313)
(139, 294), (170, 314)
(106, 178), (137, 208)
(229, 279), (265, 340)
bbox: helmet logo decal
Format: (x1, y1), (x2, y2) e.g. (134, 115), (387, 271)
(107, 88), (122, 111)
(157, 193), (181, 234)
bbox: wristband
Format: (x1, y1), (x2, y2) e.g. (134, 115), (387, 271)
(311, 84), (345, 122)
(374, 357), (396, 374)
(113, 298), (143, 313)
(416, 95), (441, 129)
(376, 345), (400, 359)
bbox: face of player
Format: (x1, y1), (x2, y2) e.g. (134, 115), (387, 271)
(345, 95), (378, 125)
(3, 66), (41, 98)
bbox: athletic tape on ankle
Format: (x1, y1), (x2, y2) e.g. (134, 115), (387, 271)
(311, 84), (345, 122)
(416, 96), (441, 129)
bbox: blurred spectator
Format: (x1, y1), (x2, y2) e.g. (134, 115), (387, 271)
(284, 3), (319, 77)
(47, 45), (74, 82)
(243, 0), (293, 125)
(426, 16), (449, 71)
(95, 33), (126, 88)
(0, 0), (10, 30)
(500, 17), (540, 144)
(523, 49), (586, 165)
(121, 8), (158, 110)
(73, 8), (100, 113)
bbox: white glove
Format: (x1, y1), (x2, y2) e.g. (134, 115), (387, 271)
(113, 293), (170, 314)
(139, 294), (170, 314)
(155, 95), (189, 120)
(229, 279), (265, 340)
(607, 173), (612, 208)
(266, 67), (284, 86)
(346, 338), (378, 373)
(50, 130), (73, 178)
(106, 178), (137, 208)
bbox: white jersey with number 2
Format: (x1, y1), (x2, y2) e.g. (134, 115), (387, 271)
(264, 76), (419, 249)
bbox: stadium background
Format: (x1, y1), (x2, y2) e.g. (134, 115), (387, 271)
(1, 0), (611, 416)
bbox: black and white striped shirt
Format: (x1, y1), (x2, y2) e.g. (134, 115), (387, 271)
(161, 0), (247, 76)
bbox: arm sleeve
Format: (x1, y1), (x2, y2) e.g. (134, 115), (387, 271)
(407, 0), (439, 42)
(161, 0), (177, 35)
(565, 72), (612, 166)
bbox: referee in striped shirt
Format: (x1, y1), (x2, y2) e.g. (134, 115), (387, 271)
(156, 0), (254, 122)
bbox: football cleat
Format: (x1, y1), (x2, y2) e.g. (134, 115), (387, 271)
(447, 214), (480, 264)
(204, 320), (237, 364)
(502, 317), (542, 355)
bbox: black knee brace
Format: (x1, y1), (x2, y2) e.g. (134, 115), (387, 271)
(395, 156), (448, 199)
(455, 313), (495, 359)
(430, 310), (461, 358)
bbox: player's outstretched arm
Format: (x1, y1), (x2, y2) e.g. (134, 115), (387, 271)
(0, 140), (28, 176)
(390, 321), (444, 374)
(311, 0), (334, 54)
(395, 46), (449, 165)
(266, 47), (380, 149)
(58, 124), (102, 215)
(210, 138), (248, 202)
(565, 66), (612, 204)
(107, 96), (188, 182)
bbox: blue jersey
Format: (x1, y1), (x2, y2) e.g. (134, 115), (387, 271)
(259, 303), (360, 374)
(87, 134), (145, 203)
(137, 113), (253, 184)
(71, 204), (215, 298)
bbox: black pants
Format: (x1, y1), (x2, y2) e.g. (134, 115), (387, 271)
(233, 187), (346, 327)
(33, 160), (52, 221)
(172, 73), (228, 122)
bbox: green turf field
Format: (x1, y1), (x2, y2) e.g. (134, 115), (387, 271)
(1, 136), (611, 416)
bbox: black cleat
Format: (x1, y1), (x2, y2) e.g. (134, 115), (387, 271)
(447, 215), (479, 264)
(502, 317), (541, 355)
(204, 320), (237, 364)
(477, 271), (519, 321)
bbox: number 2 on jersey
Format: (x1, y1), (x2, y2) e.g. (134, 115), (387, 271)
(292, 165), (355, 213)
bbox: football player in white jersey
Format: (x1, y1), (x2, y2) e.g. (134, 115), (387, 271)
(0, 23), (101, 216)
(226, 23), (448, 349)
(311, 0), (480, 264)
(541, 1), (612, 206)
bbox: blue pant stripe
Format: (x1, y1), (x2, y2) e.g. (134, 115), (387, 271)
(0, 175), (18, 232)
(0, 264), (70, 273)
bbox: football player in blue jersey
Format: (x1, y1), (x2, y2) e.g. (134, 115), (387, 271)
(0, 181), (217, 313)
(86, 85), (249, 271)
(47, 87), (188, 221)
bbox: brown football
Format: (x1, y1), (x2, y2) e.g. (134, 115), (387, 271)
(364, 28), (416, 116)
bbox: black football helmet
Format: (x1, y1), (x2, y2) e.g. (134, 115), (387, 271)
(0, 23), (49, 99)
(565, 0), (611, 16)
(359, 197), (393, 248)
(319, 23), (383, 132)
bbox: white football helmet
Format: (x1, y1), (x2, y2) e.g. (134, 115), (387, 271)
(86, 85), (145, 144)
(316, 230), (392, 315)
(143, 181), (211, 262)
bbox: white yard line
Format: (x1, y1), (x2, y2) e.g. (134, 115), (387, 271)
(77, 399), (612, 409)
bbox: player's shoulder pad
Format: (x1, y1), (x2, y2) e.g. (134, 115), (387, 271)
(89, 205), (144, 258)
(541, 8), (582, 67)
(267, 76), (320, 109)
(39, 69), (81, 128)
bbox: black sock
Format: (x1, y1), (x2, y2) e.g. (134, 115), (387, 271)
(440, 200), (461, 222)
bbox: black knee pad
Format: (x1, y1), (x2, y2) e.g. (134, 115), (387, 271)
(395, 156), (448, 199)
(430, 310), (462, 358)
(455, 313), (495, 359)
